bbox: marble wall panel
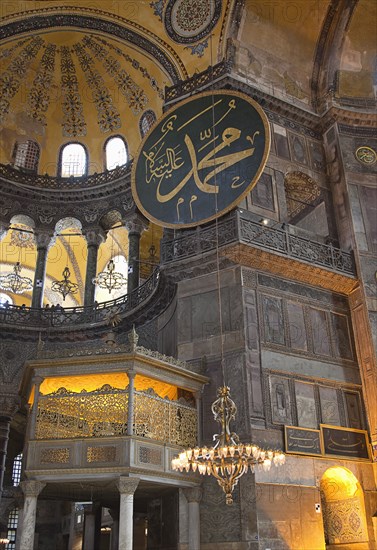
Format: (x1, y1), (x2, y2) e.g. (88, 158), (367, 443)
(251, 172), (275, 211)
(331, 312), (353, 360)
(287, 301), (307, 351)
(294, 381), (317, 428)
(269, 375), (292, 425)
(309, 307), (331, 357)
(262, 295), (285, 345)
(319, 386), (341, 425)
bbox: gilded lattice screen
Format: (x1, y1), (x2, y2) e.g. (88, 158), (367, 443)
(35, 385), (197, 447)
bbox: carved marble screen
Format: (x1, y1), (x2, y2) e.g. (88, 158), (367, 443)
(269, 375), (292, 425)
(295, 381), (317, 428)
(319, 386), (341, 425)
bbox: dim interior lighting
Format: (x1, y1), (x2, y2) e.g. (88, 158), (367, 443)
(172, 386), (285, 505)
(261, 218), (269, 225)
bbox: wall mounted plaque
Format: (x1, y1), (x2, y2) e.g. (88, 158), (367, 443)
(285, 426), (322, 456)
(131, 90), (270, 228)
(321, 424), (371, 460)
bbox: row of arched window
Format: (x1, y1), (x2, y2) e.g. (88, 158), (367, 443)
(10, 110), (157, 177)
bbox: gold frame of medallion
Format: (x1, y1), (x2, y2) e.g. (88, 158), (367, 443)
(131, 89), (271, 229)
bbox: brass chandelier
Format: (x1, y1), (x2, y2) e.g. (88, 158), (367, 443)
(0, 262), (33, 294)
(92, 258), (127, 294)
(92, 230), (127, 294)
(172, 386), (285, 505)
(51, 266), (79, 300)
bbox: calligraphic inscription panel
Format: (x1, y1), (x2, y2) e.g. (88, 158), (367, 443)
(321, 425), (370, 460)
(132, 91), (270, 227)
(285, 426), (322, 456)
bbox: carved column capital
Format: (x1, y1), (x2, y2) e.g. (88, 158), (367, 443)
(0, 393), (20, 420)
(183, 486), (202, 503)
(124, 215), (148, 235)
(20, 480), (46, 498)
(116, 476), (140, 495)
(34, 230), (55, 250)
(83, 227), (107, 247)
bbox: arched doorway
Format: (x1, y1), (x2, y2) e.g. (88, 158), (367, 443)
(320, 466), (369, 548)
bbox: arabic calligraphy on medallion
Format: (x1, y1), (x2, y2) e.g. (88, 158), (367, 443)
(131, 91), (270, 227)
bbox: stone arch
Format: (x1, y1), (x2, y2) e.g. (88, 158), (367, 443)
(54, 217), (82, 234)
(9, 214), (36, 229)
(320, 466), (369, 547)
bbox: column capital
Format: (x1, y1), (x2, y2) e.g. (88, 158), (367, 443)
(31, 375), (44, 387)
(83, 227), (107, 247)
(124, 215), (148, 235)
(34, 230), (55, 250)
(116, 476), (140, 495)
(20, 480), (46, 497)
(183, 487), (202, 503)
(0, 392), (21, 420)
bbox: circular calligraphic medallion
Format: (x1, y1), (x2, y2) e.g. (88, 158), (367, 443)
(164, 0), (222, 43)
(131, 90), (270, 228)
(355, 146), (377, 166)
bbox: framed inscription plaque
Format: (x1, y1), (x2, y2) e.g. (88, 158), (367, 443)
(321, 425), (371, 460)
(131, 90), (270, 228)
(285, 426), (322, 456)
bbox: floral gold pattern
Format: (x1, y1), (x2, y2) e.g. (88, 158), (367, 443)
(72, 43), (121, 133)
(82, 36), (148, 115)
(60, 46), (87, 137)
(27, 43), (56, 125)
(0, 37), (43, 123)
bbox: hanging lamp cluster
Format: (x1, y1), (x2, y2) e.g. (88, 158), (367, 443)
(51, 266), (79, 300)
(0, 262), (33, 294)
(172, 386), (285, 505)
(92, 258), (127, 294)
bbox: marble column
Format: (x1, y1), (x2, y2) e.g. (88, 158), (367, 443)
(27, 376), (43, 441)
(125, 216), (147, 293)
(31, 231), (54, 309)
(0, 392), (20, 500)
(127, 372), (135, 436)
(0, 222), (8, 243)
(183, 487), (202, 550)
(83, 228), (106, 307)
(82, 502), (101, 550)
(109, 507), (119, 550)
(19, 480), (46, 550)
(116, 477), (140, 550)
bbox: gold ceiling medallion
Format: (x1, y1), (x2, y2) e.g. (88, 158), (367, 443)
(131, 90), (270, 228)
(172, 386), (285, 505)
(355, 146), (377, 166)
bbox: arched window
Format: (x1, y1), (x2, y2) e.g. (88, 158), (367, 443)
(12, 140), (40, 173)
(0, 292), (13, 307)
(105, 136), (128, 170)
(59, 143), (87, 178)
(140, 110), (157, 137)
